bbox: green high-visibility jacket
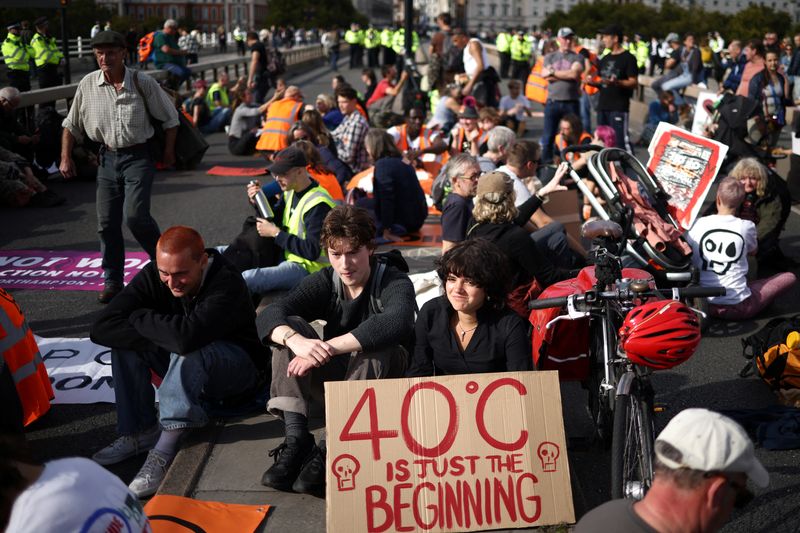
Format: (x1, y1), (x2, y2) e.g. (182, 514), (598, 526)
(2, 33), (31, 71)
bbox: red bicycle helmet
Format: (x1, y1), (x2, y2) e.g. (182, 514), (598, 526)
(618, 300), (701, 370)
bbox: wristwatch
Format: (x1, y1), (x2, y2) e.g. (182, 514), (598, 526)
(282, 329), (297, 346)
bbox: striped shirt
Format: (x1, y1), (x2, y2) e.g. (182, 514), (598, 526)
(63, 68), (179, 150)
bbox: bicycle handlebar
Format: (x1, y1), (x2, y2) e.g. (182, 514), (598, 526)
(528, 286), (727, 310)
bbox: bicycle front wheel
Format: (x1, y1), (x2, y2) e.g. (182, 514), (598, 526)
(610, 381), (655, 500)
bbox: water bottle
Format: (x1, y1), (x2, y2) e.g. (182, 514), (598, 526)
(250, 180), (274, 220)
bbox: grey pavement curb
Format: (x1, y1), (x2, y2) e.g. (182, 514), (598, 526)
(158, 420), (225, 497)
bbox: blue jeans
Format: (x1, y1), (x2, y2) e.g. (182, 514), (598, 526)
(159, 62), (192, 84)
(580, 92), (593, 133)
(329, 49), (340, 71)
(241, 259), (308, 295)
(652, 68), (693, 104)
(541, 99), (580, 163)
(531, 221), (575, 269)
(597, 110), (632, 153)
(112, 341), (258, 434)
(96, 144), (161, 285)
(200, 107), (232, 134)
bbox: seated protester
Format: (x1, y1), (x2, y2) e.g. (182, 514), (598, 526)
(301, 108), (338, 157)
(287, 121), (351, 187)
(728, 157), (794, 268)
(553, 113), (591, 164)
(290, 139), (344, 202)
(476, 107), (501, 155)
(497, 140), (585, 268)
(153, 19), (191, 88)
(203, 71), (234, 134)
(331, 85), (370, 173)
(408, 239), (532, 377)
(477, 125), (515, 172)
(256, 85), (304, 154)
(441, 154), (482, 252)
(89, 226), (267, 497)
(228, 88), (271, 156)
(687, 177), (796, 321)
(0, 88), (38, 163)
(641, 90), (678, 145)
(365, 64), (409, 111)
(0, 145), (63, 208)
(449, 105), (486, 157)
(498, 79), (532, 137)
(361, 68), (377, 103)
(316, 93), (343, 131)
(575, 408), (769, 533)
(469, 170), (573, 316)
(238, 146), (335, 295)
(427, 82), (463, 136)
(184, 79), (211, 131)
(361, 129), (428, 243)
(258, 205), (415, 496)
(2, 436), (151, 533)
(387, 106), (448, 166)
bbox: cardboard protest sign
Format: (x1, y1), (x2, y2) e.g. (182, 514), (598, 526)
(325, 371), (574, 532)
(647, 122), (728, 229)
(0, 250), (150, 291)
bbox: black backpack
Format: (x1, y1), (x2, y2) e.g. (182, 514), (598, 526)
(739, 314), (800, 380)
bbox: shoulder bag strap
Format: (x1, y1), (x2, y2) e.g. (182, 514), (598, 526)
(131, 70), (154, 123)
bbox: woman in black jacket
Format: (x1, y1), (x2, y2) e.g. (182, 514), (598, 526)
(407, 239), (531, 377)
(467, 170), (572, 316)
(362, 129), (428, 243)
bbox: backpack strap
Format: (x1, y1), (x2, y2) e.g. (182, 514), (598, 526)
(130, 70), (154, 123)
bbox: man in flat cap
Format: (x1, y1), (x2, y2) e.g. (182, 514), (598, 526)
(30, 17), (63, 90)
(2, 22), (32, 93)
(60, 31), (179, 304)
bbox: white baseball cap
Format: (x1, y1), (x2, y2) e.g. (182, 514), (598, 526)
(655, 408), (769, 488)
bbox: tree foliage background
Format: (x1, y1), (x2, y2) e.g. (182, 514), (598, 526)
(542, 1), (800, 40)
(262, 0), (367, 29)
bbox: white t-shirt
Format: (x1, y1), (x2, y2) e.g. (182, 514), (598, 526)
(496, 164), (532, 207)
(499, 94), (531, 121)
(463, 38), (490, 79)
(6, 458), (151, 533)
(686, 214), (757, 305)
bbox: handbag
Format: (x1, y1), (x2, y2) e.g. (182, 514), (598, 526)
(131, 71), (209, 169)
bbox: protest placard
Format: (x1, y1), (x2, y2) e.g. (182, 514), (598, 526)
(647, 122), (728, 229)
(691, 90), (724, 136)
(325, 371), (574, 532)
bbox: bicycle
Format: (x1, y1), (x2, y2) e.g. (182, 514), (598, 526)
(529, 219), (724, 500)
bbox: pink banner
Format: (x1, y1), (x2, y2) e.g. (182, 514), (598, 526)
(0, 250), (150, 291)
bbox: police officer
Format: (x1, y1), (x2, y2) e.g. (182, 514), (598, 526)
(30, 17), (63, 89)
(345, 23), (361, 69)
(510, 30), (532, 82)
(496, 28), (512, 79)
(364, 25), (380, 68)
(2, 22), (32, 92)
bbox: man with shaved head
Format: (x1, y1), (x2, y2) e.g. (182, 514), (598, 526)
(90, 225), (267, 498)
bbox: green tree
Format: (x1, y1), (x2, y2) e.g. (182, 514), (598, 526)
(263, 0), (367, 29)
(727, 5), (791, 40)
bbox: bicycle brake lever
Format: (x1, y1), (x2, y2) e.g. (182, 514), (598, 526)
(545, 295), (590, 329)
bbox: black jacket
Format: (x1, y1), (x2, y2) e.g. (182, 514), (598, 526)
(90, 249), (267, 370)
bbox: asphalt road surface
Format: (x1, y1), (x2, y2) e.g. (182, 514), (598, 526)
(2, 55), (800, 532)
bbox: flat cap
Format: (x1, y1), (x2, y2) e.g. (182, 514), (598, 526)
(91, 30), (126, 48)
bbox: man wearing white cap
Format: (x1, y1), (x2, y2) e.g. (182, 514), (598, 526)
(575, 408), (768, 532)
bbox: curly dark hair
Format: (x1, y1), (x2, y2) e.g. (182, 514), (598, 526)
(436, 239), (512, 310)
(320, 205), (376, 251)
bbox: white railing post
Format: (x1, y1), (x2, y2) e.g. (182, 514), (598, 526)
(77, 36), (82, 58)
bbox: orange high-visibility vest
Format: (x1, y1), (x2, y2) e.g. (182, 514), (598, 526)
(575, 45), (600, 96)
(0, 288), (52, 426)
(395, 124), (430, 152)
(525, 56), (548, 104)
(307, 166), (344, 201)
(555, 131), (593, 161)
(356, 102), (369, 120)
(451, 126), (487, 154)
(256, 99), (303, 152)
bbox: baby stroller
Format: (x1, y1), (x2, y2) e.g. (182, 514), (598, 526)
(565, 145), (696, 286)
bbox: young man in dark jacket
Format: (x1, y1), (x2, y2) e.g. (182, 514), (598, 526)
(89, 225), (267, 498)
(257, 205), (415, 497)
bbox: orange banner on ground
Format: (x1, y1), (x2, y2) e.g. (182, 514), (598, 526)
(144, 495), (269, 533)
